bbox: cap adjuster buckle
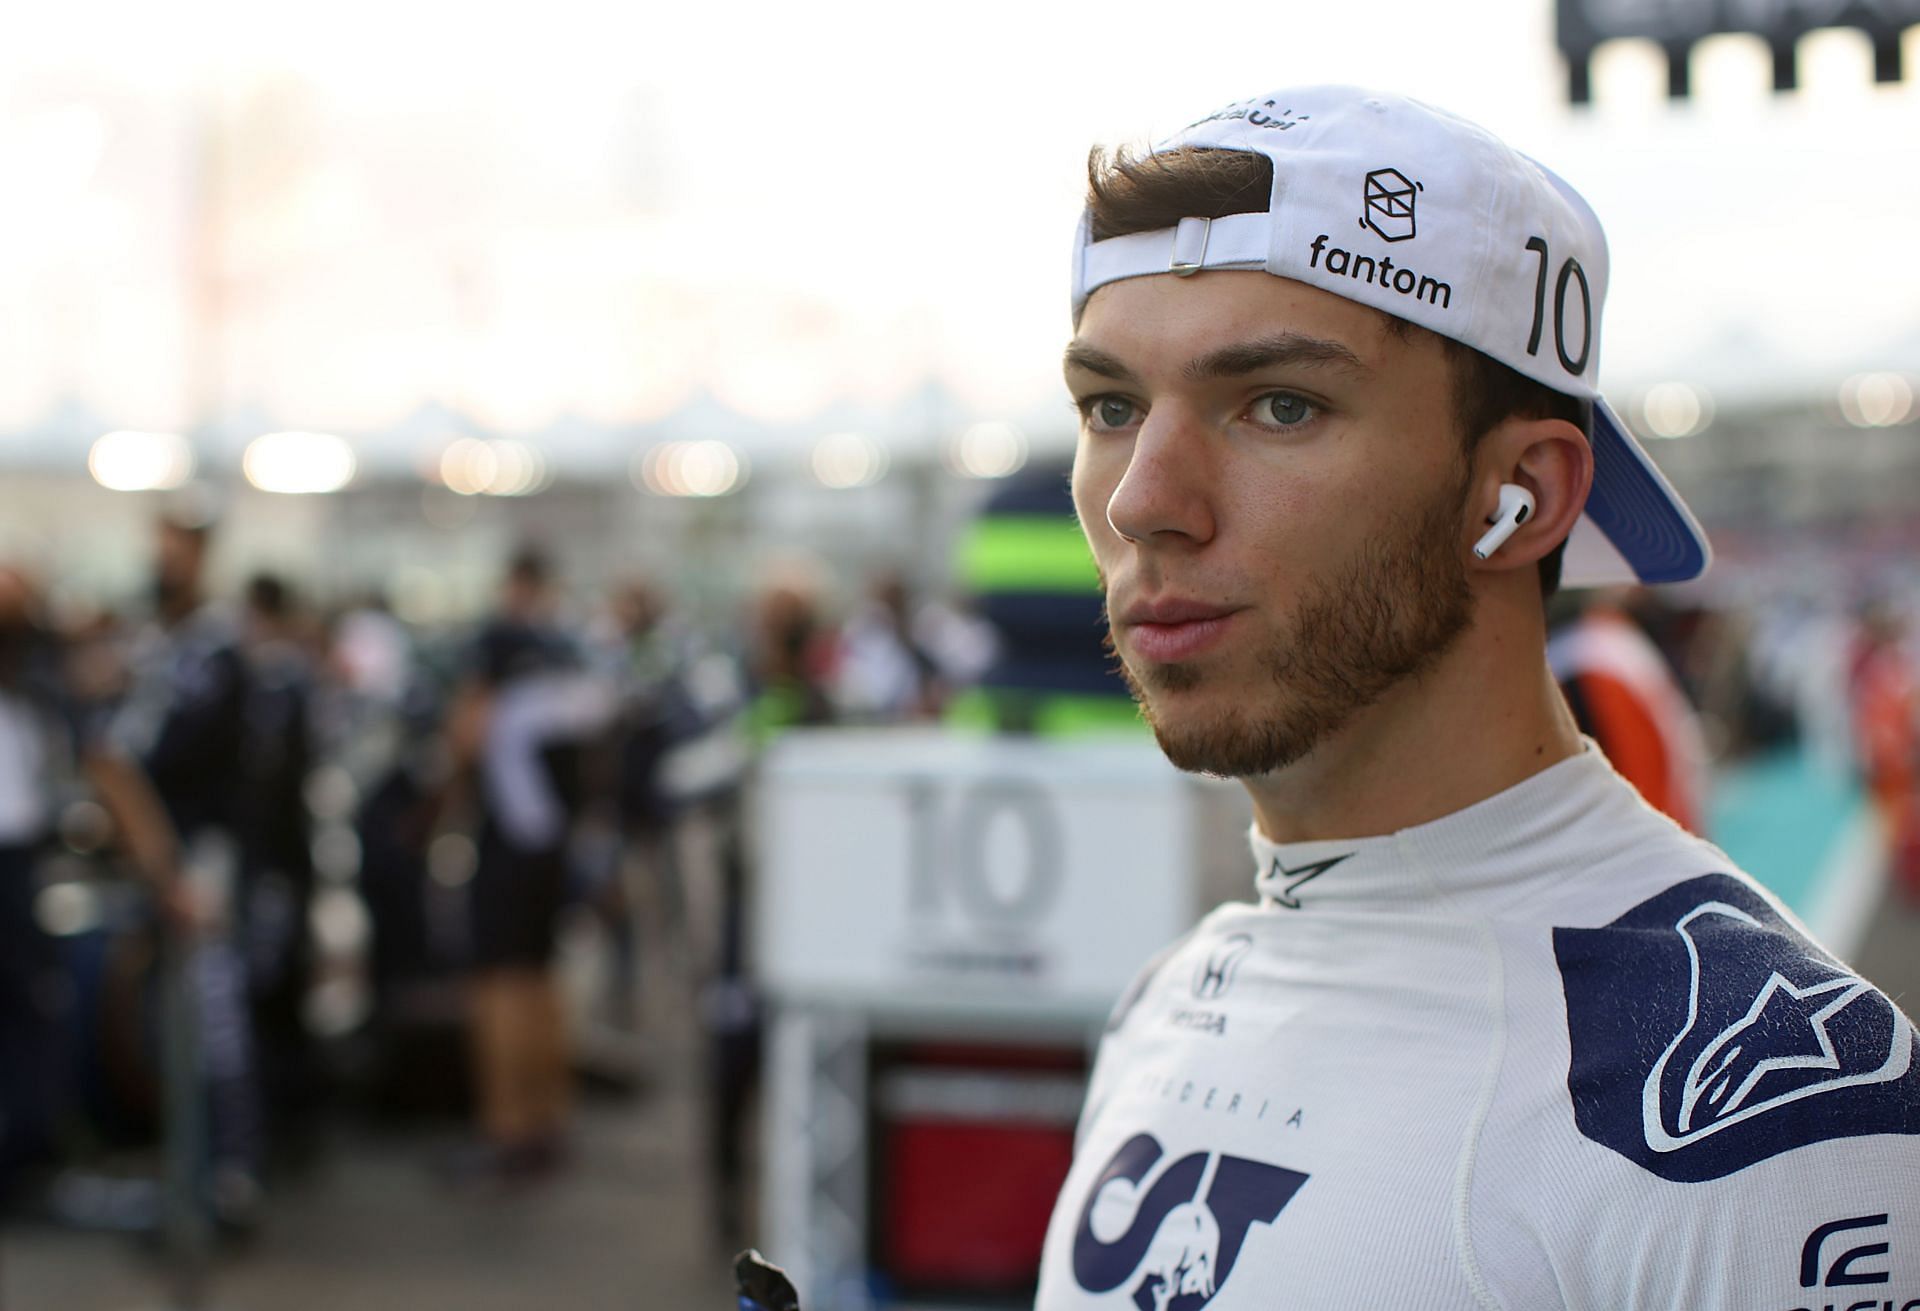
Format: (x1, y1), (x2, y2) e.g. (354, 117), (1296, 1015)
(1169, 216), (1210, 276)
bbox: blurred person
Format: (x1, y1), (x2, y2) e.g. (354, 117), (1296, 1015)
(1850, 602), (1919, 900)
(1548, 592), (1711, 833)
(442, 547), (613, 1185)
(830, 571), (938, 722)
(588, 578), (705, 1006)
(83, 508), (264, 1223)
(237, 573), (321, 1160)
(743, 572), (837, 740)
(1037, 85), (1920, 1306)
(330, 595), (412, 714)
(0, 566), (68, 1199)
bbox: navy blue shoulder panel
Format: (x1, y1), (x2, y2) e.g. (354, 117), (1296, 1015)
(1553, 873), (1920, 1183)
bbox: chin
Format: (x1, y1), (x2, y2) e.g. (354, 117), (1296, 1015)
(1126, 668), (1315, 779)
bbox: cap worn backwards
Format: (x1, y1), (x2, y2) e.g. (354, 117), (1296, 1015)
(1070, 85), (1710, 588)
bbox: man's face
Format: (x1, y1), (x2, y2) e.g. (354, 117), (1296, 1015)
(153, 522), (206, 608)
(1068, 271), (1477, 777)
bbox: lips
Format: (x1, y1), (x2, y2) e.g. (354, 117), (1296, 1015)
(1116, 597), (1242, 663)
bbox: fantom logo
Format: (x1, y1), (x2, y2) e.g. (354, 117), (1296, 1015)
(1555, 874), (1920, 1182)
(1361, 167), (1421, 242)
(1071, 1132), (1307, 1311)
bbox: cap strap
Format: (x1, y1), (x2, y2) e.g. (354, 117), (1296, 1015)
(1079, 212), (1270, 303)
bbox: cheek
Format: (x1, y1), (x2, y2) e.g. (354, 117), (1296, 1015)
(1070, 443), (1119, 534)
(1227, 466), (1355, 570)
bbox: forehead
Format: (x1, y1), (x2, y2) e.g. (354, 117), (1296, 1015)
(1070, 270), (1424, 376)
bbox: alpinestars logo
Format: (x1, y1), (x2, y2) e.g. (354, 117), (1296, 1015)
(1071, 1133), (1307, 1310)
(1262, 853), (1351, 910)
(1555, 874), (1920, 1182)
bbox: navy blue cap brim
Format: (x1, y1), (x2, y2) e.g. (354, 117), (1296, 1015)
(1578, 399), (1712, 586)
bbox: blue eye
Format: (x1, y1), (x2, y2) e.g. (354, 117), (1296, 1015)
(1085, 396), (1139, 431)
(1257, 393), (1314, 427)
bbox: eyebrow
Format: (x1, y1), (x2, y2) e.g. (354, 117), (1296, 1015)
(1063, 332), (1371, 385)
(1061, 342), (1136, 382)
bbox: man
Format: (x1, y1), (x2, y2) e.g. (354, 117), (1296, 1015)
(82, 508), (264, 1226)
(1037, 86), (1920, 1307)
(444, 548), (613, 1185)
(1549, 592), (1711, 834)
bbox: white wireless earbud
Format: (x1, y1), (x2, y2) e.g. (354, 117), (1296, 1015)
(1472, 483), (1536, 560)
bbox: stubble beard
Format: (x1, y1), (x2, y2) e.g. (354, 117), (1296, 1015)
(1106, 476), (1476, 778)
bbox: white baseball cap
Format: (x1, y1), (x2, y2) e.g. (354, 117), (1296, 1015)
(1070, 85), (1711, 587)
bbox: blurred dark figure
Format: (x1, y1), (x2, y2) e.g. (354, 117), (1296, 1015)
(0, 566), (66, 1200)
(237, 573), (320, 1161)
(1549, 591), (1711, 835)
(1850, 603), (1919, 900)
(583, 577), (687, 1040)
(443, 547), (612, 1185)
(831, 572), (938, 723)
(744, 575), (836, 741)
(84, 510), (264, 1222)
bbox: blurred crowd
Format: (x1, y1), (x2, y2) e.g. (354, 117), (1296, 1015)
(0, 490), (1915, 1269)
(0, 502), (998, 1251)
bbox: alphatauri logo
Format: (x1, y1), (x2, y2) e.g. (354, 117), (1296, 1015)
(1555, 875), (1920, 1182)
(1071, 1133), (1307, 1310)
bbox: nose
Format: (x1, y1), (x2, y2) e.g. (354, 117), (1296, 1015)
(1103, 408), (1216, 547)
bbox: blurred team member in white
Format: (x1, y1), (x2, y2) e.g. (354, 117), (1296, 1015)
(1037, 85), (1920, 1309)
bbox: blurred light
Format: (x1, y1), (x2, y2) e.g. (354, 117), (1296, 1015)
(88, 430), (194, 492)
(438, 438), (551, 497)
(946, 421), (1029, 479)
(811, 431), (888, 489)
(486, 440), (548, 496)
(311, 825), (363, 885)
(1839, 373), (1914, 428)
(304, 765), (360, 822)
(440, 438), (497, 495)
(57, 799), (112, 855)
(305, 977), (372, 1040)
(1799, 27), (1875, 103)
(311, 886), (372, 956)
(1589, 38), (1668, 110)
(243, 431), (357, 494)
(633, 440), (748, 497)
(1638, 383), (1713, 439)
(1690, 33), (1772, 107)
(34, 882), (100, 938)
(427, 832), (478, 888)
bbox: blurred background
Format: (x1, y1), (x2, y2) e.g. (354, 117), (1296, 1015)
(0, 1), (1917, 1307)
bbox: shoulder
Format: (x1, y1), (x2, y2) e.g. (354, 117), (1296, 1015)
(1549, 867), (1919, 1184)
(1097, 903), (1266, 1036)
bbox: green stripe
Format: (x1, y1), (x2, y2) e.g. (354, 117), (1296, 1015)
(945, 688), (1148, 737)
(959, 516), (1099, 592)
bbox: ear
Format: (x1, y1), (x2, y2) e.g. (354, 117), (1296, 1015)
(1464, 414), (1592, 576)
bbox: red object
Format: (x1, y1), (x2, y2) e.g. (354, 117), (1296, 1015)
(879, 1118), (1076, 1288)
